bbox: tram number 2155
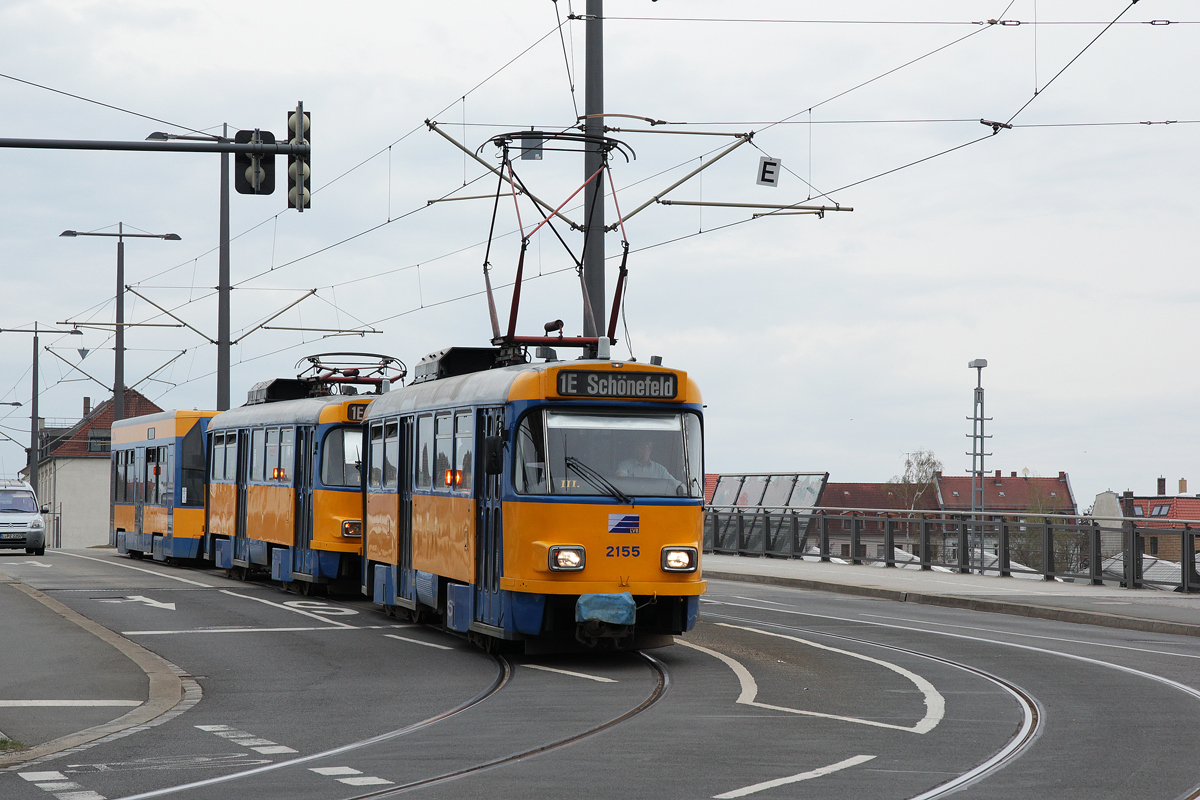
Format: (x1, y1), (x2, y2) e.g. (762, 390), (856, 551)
(606, 545), (640, 558)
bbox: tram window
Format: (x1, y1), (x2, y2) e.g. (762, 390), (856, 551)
(322, 427), (363, 488)
(455, 412), (473, 493)
(435, 413), (453, 491)
(416, 415), (434, 490)
(125, 449), (137, 502)
(248, 429), (264, 481)
(266, 428), (282, 480)
(368, 423), (384, 489)
(181, 425), (204, 506)
(162, 446), (174, 504)
(224, 433), (238, 483)
(135, 448), (146, 503)
(279, 428), (294, 482)
(114, 451), (125, 502)
(146, 447), (159, 504)
(513, 412), (547, 494)
(211, 434), (225, 481)
(384, 422), (399, 488)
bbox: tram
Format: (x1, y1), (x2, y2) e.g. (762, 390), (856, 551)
(363, 347), (705, 650)
(112, 410), (217, 560)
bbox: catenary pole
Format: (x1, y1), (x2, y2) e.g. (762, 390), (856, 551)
(582, 0), (605, 343)
(218, 123), (231, 411)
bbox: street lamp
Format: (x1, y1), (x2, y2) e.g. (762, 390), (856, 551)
(60, 224), (181, 422)
(0, 325), (83, 496)
(148, 127), (232, 412)
(967, 358), (991, 573)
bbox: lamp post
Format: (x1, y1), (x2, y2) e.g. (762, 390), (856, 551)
(147, 128), (231, 411)
(0, 325), (83, 496)
(967, 358), (991, 573)
(60, 224), (181, 422)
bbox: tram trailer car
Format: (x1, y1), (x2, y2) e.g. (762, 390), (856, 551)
(363, 348), (706, 652)
(205, 390), (370, 591)
(112, 410), (218, 561)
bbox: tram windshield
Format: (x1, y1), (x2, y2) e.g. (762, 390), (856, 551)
(322, 427), (363, 487)
(514, 409), (703, 499)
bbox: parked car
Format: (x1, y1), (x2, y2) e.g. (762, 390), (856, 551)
(0, 479), (47, 556)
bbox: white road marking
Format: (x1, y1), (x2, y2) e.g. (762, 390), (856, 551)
(309, 767), (360, 776)
(59, 551), (213, 587)
(52, 792), (105, 800)
(21, 771), (68, 781)
(13, 560), (52, 568)
(713, 755), (876, 798)
(860, 612), (1200, 661)
(523, 664), (617, 683)
(38, 781), (83, 791)
(194, 725), (297, 754)
(681, 626), (945, 734)
(124, 625), (400, 635)
(96, 596), (176, 611)
(282, 600), (358, 616)
(0, 700), (141, 707)
(194, 725), (232, 731)
(251, 745), (298, 754)
(219, 590), (356, 628)
(383, 633), (452, 650)
(338, 777), (393, 786)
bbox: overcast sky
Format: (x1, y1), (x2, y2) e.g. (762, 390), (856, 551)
(1, 1), (1196, 509)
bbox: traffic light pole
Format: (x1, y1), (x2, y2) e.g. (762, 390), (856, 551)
(219, 123), (231, 411)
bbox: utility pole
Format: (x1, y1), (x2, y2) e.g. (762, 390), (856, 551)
(218, 122), (231, 411)
(582, 0), (605, 346)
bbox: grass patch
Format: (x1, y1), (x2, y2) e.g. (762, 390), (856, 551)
(0, 738), (26, 751)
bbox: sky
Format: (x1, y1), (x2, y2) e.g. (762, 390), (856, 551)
(0, 1), (1196, 511)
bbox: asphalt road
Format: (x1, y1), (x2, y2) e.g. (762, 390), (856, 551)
(2, 550), (1199, 799)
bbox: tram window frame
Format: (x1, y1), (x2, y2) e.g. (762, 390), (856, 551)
(434, 413), (453, 492)
(146, 447), (159, 505)
(211, 433), (225, 482)
(513, 411), (548, 495)
(279, 427), (294, 482)
(383, 421), (399, 489)
(114, 450), (127, 502)
(162, 445), (174, 505)
(415, 414), (434, 490)
(125, 449), (137, 502)
(249, 428), (265, 482)
(454, 411), (473, 494)
(322, 426), (363, 488)
(368, 422), (384, 489)
(223, 432), (238, 483)
(180, 425), (204, 506)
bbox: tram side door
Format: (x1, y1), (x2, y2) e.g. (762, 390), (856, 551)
(293, 427), (315, 574)
(475, 408), (504, 626)
(234, 430), (250, 563)
(397, 417), (414, 600)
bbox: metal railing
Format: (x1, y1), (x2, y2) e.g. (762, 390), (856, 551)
(703, 505), (1200, 592)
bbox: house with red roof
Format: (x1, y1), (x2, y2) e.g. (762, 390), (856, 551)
(936, 471), (1077, 516)
(31, 389), (162, 549)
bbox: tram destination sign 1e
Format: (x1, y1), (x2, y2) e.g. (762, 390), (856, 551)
(556, 370), (678, 400)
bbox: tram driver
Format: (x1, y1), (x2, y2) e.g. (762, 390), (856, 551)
(616, 438), (676, 481)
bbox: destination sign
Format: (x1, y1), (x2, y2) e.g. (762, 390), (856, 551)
(556, 370), (678, 400)
(347, 403), (369, 421)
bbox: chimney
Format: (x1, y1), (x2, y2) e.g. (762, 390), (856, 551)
(1157, 477), (1166, 496)
(1011, 471), (1017, 478)
(1180, 478), (1188, 495)
(83, 397), (91, 417)
(1120, 490), (1134, 516)
(1058, 471), (1066, 480)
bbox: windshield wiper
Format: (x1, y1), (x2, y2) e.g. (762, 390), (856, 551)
(565, 456), (633, 505)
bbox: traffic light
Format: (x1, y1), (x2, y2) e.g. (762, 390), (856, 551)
(287, 106), (311, 211)
(233, 129), (275, 195)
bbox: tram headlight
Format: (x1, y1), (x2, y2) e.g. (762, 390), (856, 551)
(549, 545), (585, 572)
(341, 520), (362, 538)
(661, 547), (697, 572)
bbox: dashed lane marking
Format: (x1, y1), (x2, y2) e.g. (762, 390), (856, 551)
(58, 552), (213, 587)
(194, 725), (298, 755)
(123, 625), (406, 636)
(712, 755), (876, 798)
(18, 770), (107, 800)
(309, 766), (393, 786)
(523, 664), (617, 683)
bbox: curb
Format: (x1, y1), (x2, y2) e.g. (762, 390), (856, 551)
(0, 581), (186, 769)
(703, 569), (1200, 639)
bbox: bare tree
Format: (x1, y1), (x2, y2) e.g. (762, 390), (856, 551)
(883, 449), (943, 553)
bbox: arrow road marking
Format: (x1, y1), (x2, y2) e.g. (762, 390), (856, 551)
(713, 755), (877, 798)
(16, 560), (52, 568)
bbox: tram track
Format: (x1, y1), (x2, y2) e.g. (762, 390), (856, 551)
(338, 650), (670, 798)
(111, 654), (514, 800)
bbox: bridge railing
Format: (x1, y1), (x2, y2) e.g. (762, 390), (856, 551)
(703, 505), (1200, 592)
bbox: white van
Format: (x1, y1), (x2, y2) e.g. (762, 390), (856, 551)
(0, 479), (47, 556)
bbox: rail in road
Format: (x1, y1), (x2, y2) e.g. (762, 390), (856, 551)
(2, 550), (1200, 799)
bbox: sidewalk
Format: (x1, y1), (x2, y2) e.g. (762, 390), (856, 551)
(703, 553), (1200, 637)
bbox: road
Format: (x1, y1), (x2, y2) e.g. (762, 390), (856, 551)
(2, 550), (1199, 799)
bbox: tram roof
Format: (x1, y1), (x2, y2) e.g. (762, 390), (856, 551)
(364, 362), (537, 419)
(208, 395), (358, 430)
